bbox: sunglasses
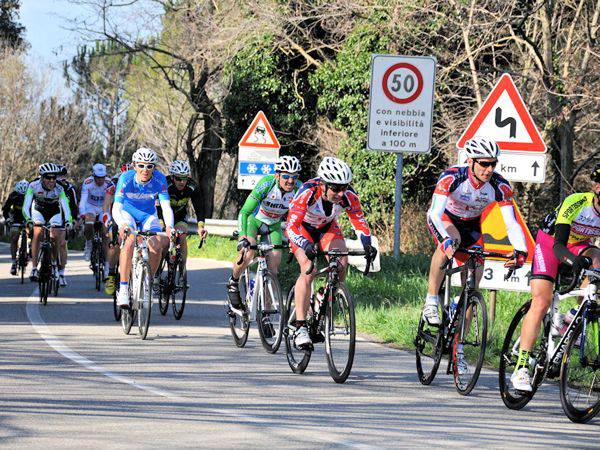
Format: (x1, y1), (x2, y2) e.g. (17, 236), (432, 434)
(476, 160), (497, 168)
(136, 163), (155, 170)
(326, 183), (348, 193)
(174, 176), (188, 182)
(43, 175), (57, 180)
(280, 174), (298, 181)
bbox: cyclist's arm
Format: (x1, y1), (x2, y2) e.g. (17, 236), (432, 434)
(551, 194), (587, 265)
(344, 191), (372, 247)
(189, 183), (205, 226)
(2, 194), (12, 220)
(79, 181), (89, 217)
(112, 176), (128, 228)
(427, 193), (451, 241)
(59, 190), (72, 224)
(287, 189), (311, 250)
(68, 185), (79, 219)
(159, 198), (174, 228)
(499, 202), (527, 252)
(22, 186), (33, 223)
(237, 176), (271, 237)
(102, 186), (114, 224)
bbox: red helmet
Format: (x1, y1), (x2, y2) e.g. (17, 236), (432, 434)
(120, 163), (133, 173)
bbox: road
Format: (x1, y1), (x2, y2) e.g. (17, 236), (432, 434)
(0, 243), (598, 448)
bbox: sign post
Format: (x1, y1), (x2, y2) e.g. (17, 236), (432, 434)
(238, 111), (280, 190)
(367, 55), (436, 258)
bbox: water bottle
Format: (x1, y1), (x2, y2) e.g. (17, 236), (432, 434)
(449, 295), (459, 317)
(551, 310), (564, 337)
(559, 307), (578, 335)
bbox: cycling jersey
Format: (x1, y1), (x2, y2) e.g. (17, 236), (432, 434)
(287, 178), (371, 251)
(2, 191), (25, 224)
(22, 179), (72, 225)
(539, 193), (600, 244)
(427, 165), (527, 252)
(157, 176), (205, 225)
(80, 176), (112, 216)
(238, 174), (301, 237)
(57, 178), (79, 219)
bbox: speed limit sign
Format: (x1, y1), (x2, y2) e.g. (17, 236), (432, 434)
(367, 55), (436, 153)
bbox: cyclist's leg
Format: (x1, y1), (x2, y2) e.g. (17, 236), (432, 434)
(321, 221), (347, 280)
(29, 207), (46, 270)
(104, 222), (120, 294)
(117, 211), (137, 306)
(232, 217), (260, 280)
(289, 226), (320, 322)
(48, 214), (66, 269)
(142, 214), (166, 276)
(264, 222), (283, 275)
(174, 221), (189, 264)
(10, 225), (19, 260)
(83, 212), (96, 255)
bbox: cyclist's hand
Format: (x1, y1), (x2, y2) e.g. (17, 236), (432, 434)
(441, 237), (457, 259)
(199, 227), (208, 240)
(166, 226), (175, 241)
(304, 242), (317, 261)
(505, 250), (527, 268)
(364, 244), (377, 261)
(237, 238), (250, 252)
(573, 255), (593, 276)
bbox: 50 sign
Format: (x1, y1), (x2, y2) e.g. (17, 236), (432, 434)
(382, 63), (423, 104)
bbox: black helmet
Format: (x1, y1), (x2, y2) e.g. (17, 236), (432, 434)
(593, 162), (600, 183)
(58, 164), (67, 176)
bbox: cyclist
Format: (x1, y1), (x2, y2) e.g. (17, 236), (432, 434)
(286, 156), (377, 349)
(511, 162), (600, 392)
(57, 165), (79, 277)
(2, 179), (29, 275)
(80, 164), (113, 270)
(227, 155), (302, 311)
(157, 160), (208, 265)
(112, 147), (174, 308)
(100, 170), (123, 295)
(22, 163), (73, 286)
(424, 137), (528, 372)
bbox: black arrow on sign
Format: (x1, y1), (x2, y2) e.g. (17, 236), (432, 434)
(532, 161), (539, 177)
(495, 107), (517, 138)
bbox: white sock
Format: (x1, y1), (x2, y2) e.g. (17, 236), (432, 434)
(59, 269), (65, 276)
(425, 294), (439, 306)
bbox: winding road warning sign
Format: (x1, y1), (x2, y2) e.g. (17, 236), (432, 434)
(457, 74), (546, 153)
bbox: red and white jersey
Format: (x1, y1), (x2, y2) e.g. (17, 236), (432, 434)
(287, 178), (371, 248)
(433, 165), (513, 219)
(80, 176), (113, 214)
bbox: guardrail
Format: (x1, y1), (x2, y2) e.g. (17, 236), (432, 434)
(204, 218), (237, 237)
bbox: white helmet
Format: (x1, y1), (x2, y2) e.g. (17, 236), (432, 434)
(39, 162), (61, 176)
(14, 179), (29, 195)
(464, 137), (500, 159)
(92, 163), (107, 177)
(169, 160), (191, 176)
(317, 156), (352, 184)
(132, 147), (158, 164)
(275, 155), (301, 173)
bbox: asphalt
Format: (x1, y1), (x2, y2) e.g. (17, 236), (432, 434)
(0, 242), (598, 448)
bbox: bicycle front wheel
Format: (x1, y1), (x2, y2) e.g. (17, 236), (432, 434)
(137, 263), (153, 340)
(415, 310), (443, 385)
(228, 270), (250, 348)
(559, 314), (600, 423)
(171, 261), (187, 320)
(325, 283), (356, 383)
(257, 271), (283, 354)
(283, 287), (311, 374)
(452, 292), (487, 395)
(157, 260), (168, 316)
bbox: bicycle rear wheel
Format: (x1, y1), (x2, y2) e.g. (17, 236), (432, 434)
(559, 313), (600, 423)
(498, 300), (546, 409)
(415, 307), (443, 385)
(19, 231), (27, 284)
(171, 261), (187, 320)
(452, 292), (487, 395)
(324, 283), (356, 383)
(38, 246), (51, 306)
(228, 270), (250, 348)
(283, 287), (311, 374)
(137, 263), (153, 340)
(157, 260), (169, 316)
(257, 271), (283, 354)
(38, 275), (49, 306)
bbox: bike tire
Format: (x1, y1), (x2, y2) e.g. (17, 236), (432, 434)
(559, 315), (600, 423)
(325, 283), (356, 384)
(19, 231), (27, 285)
(283, 287), (311, 374)
(38, 276), (48, 306)
(171, 261), (187, 320)
(257, 271), (283, 354)
(452, 292), (487, 395)
(228, 270), (250, 348)
(121, 307), (134, 334)
(415, 310), (443, 385)
(113, 288), (122, 322)
(498, 300), (546, 410)
(137, 263), (152, 340)
(38, 246), (51, 306)
(157, 261), (168, 316)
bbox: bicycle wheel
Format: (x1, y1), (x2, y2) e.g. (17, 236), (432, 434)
(171, 261), (187, 320)
(452, 292), (487, 395)
(257, 271), (283, 354)
(415, 308), (443, 385)
(121, 306), (134, 334)
(113, 287), (122, 322)
(559, 313), (600, 423)
(228, 270), (250, 348)
(38, 246), (51, 306)
(137, 263), (153, 340)
(18, 231), (27, 284)
(498, 300), (546, 410)
(157, 260), (169, 316)
(283, 287), (311, 374)
(324, 283), (356, 383)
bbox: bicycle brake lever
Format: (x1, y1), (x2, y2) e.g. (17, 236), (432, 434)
(504, 268), (515, 281)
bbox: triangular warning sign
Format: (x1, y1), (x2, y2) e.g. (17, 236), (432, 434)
(238, 111), (280, 149)
(457, 74), (546, 153)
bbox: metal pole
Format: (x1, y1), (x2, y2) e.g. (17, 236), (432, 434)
(393, 153), (403, 259)
(489, 290), (497, 324)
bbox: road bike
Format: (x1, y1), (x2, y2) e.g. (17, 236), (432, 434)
(16, 224), (29, 284)
(119, 230), (168, 340)
(415, 246), (514, 395)
(499, 265), (600, 423)
(284, 248), (372, 383)
(35, 224), (61, 305)
(157, 230), (203, 320)
(90, 220), (105, 291)
(228, 243), (287, 353)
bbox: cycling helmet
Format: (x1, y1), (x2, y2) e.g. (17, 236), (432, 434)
(464, 137), (500, 159)
(317, 156), (352, 184)
(57, 164), (67, 176)
(275, 155), (301, 174)
(592, 162), (600, 183)
(131, 147), (158, 164)
(92, 163), (107, 177)
(39, 162), (61, 176)
(169, 160), (191, 176)
(120, 163), (133, 173)
(14, 179), (29, 195)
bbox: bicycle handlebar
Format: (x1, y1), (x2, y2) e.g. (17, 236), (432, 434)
(558, 267), (600, 295)
(236, 243), (289, 265)
(439, 247), (516, 280)
(305, 249), (372, 277)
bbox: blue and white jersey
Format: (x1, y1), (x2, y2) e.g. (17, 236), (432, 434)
(114, 170), (170, 220)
